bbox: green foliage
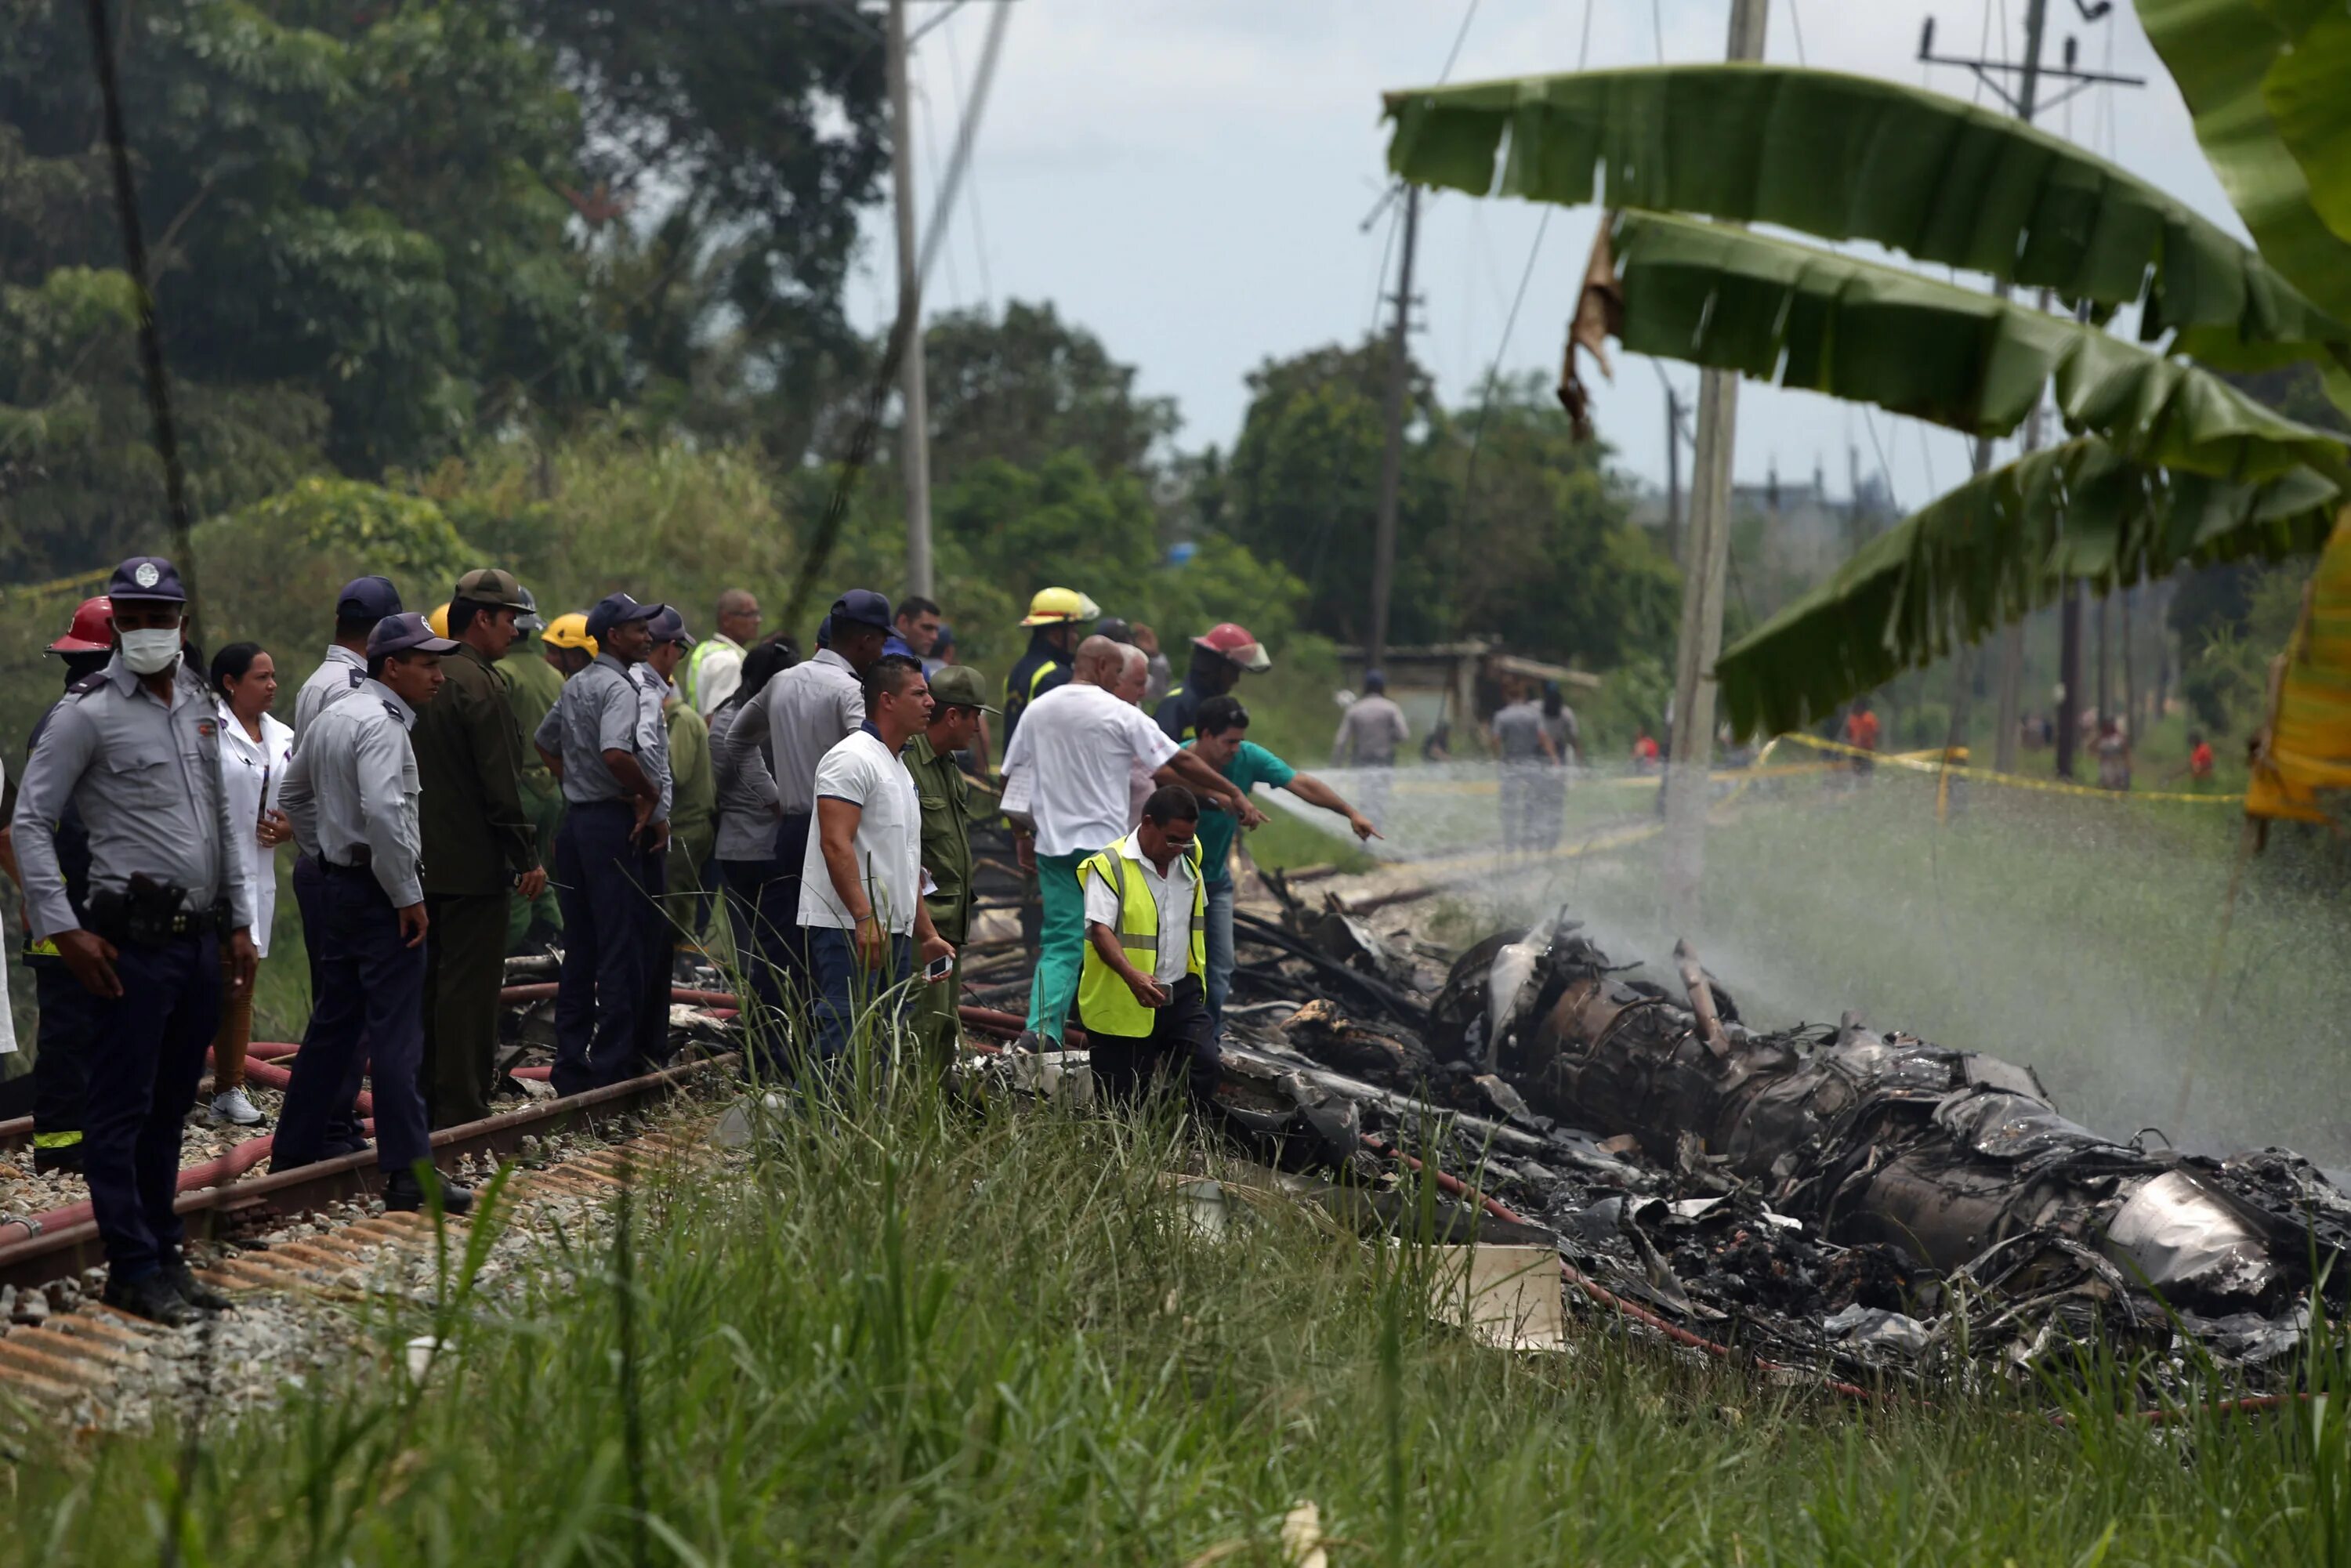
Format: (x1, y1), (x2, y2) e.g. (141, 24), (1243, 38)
(922, 300), (1182, 484)
(1383, 63), (2349, 365)
(1715, 437), (2337, 736)
(2177, 563), (2311, 732)
(1612, 211), (2351, 480)
(2139, 0), (2351, 327)
(195, 476), (474, 660)
(512, 0), (889, 425)
(1215, 346), (1675, 670)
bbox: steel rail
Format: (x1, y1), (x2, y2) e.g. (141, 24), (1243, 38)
(0, 1052), (737, 1294)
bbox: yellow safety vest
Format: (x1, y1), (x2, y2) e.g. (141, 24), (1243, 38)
(1076, 839), (1207, 1037)
(683, 636), (739, 710)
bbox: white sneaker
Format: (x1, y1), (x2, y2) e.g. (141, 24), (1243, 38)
(210, 1088), (266, 1127)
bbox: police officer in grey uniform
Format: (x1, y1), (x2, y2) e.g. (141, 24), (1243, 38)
(10, 557), (258, 1326)
(289, 574), (404, 1157)
(273, 612), (476, 1215)
(534, 592), (669, 1094)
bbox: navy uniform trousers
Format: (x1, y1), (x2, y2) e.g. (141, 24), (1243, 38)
(274, 864), (430, 1175)
(552, 801), (665, 1095)
(45, 930), (219, 1277)
(290, 853), (373, 1145)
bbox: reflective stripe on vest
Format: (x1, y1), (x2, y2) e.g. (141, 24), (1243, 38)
(1074, 841), (1206, 1037)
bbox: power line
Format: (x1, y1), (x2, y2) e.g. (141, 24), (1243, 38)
(1785, 0), (1807, 64)
(1652, 0), (1667, 62)
(1438, 0), (1482, 80)
(939, 11), (995, 311)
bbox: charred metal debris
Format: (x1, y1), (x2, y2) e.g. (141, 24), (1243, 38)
(1139, 900), (2350, 1397)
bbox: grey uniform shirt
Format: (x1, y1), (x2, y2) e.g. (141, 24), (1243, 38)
(280, 678), (426, 907)
(633, 664), (674, 824)
(533, 653), (645, 807)
(1333, 693), (1410, 766)
(292, 643), (367, 741)
(735, 648), (864, 817)
(1492, 701), (1549, 762)
(11, 654), (255, 941)
(708, 701), (781, 862)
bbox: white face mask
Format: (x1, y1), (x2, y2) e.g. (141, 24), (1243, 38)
(118, 627), (183, 675)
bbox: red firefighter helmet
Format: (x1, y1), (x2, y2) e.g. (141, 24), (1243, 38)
(49, 596), (114, 655)
(1192, 621), (1271, 673)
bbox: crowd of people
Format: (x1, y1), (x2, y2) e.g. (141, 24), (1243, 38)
(0, 556), (1386, 1327)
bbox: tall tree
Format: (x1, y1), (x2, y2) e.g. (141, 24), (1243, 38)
(920, 301), (1180, 484)
(515, 0), (891, 437)
(0, 0), (619, 566)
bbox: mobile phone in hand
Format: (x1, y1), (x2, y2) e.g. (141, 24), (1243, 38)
(926, 954), (952, 981)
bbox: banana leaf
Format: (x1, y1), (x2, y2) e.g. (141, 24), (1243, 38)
(1606, 213), (2349, 484)
(2139, 0), (2351, 326)
(2247, 508), (2351, 826)
(1382, 64), (2349, 370)
(1712, 439), (2342, 737)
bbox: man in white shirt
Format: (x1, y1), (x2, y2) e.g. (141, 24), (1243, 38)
(1077, 786), (1215, 1105)
(734, 588), (890, 1009)
(799, 654), (954, 1066)
(998, 636), (1260, 1048)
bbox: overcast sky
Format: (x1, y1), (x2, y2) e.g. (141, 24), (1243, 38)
(851, 0), (2233, 514)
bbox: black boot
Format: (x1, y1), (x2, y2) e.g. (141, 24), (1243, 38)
(385, 1169), (476, 1217)
(160, 1251), (234, 1313)
(32, 1142), (83, 1176)
(101, 1270), (202, 1327)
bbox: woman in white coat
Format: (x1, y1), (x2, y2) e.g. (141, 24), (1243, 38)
(208, 643), (295, 1126)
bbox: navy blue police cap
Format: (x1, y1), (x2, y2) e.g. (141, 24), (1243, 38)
(335, 575), (404, 621)
(108, 556), (187, 604)
(368, 612), (460, 660)
(585, 592), (666, 643)
(829, 588), (893, 632)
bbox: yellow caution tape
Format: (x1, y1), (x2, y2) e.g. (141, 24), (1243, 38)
(0, 564), (114, 603)
(1770, 732), (2243, 806)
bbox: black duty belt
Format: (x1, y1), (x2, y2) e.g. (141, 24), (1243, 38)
(327, 847), (373, 871)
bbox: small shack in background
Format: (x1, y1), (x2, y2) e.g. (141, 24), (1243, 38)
(1335, 640), (1601, 751)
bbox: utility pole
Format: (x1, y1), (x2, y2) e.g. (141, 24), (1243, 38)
(1367, 183), (1420, 674)
(888, 0), (935, 599)
(1663, 385), (1682, 564)
(1922, 4), (2142, 776)
(1661, 0), (1768, 935)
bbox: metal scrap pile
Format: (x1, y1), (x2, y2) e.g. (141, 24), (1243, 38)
(1187, 902), (2349, 1396)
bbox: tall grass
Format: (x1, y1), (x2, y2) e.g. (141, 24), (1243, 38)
(5, 1046), (2348, 1564)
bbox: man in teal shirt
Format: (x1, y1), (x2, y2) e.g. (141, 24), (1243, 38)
(1186, 694), (1380, 1039)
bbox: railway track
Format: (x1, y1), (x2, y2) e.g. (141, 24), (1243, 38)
(0, 1062), (729, 1421)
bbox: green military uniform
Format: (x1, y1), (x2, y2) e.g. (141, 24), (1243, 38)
(412, 583), (542, 1128)
(502, 644), (567, 951)
(906, 665), (997, 1073)
(663, 693), (716, 945)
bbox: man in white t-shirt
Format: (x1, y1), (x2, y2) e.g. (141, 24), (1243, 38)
(998, 636), (1261, 1048)
(799, 654), (954, 1065)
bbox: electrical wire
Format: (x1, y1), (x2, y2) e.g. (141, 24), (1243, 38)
(914, 76), (965, 310)
(1446, 208), (1552, 603)
(1785, 0), (1807, 65)
(1438, 0), (1482, 81)
(1858, 404), (1900, 515)
(1651, 0), (1666, 63)
(939, 11), (995, 311)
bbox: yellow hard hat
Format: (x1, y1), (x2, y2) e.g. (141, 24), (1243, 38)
(428, 603), (451, 638)
(542, 611), (599, 656)
(1020, 586), (1101, 626)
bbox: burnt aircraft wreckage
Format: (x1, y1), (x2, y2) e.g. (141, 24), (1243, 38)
(1098, 904), (2351, 1396)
